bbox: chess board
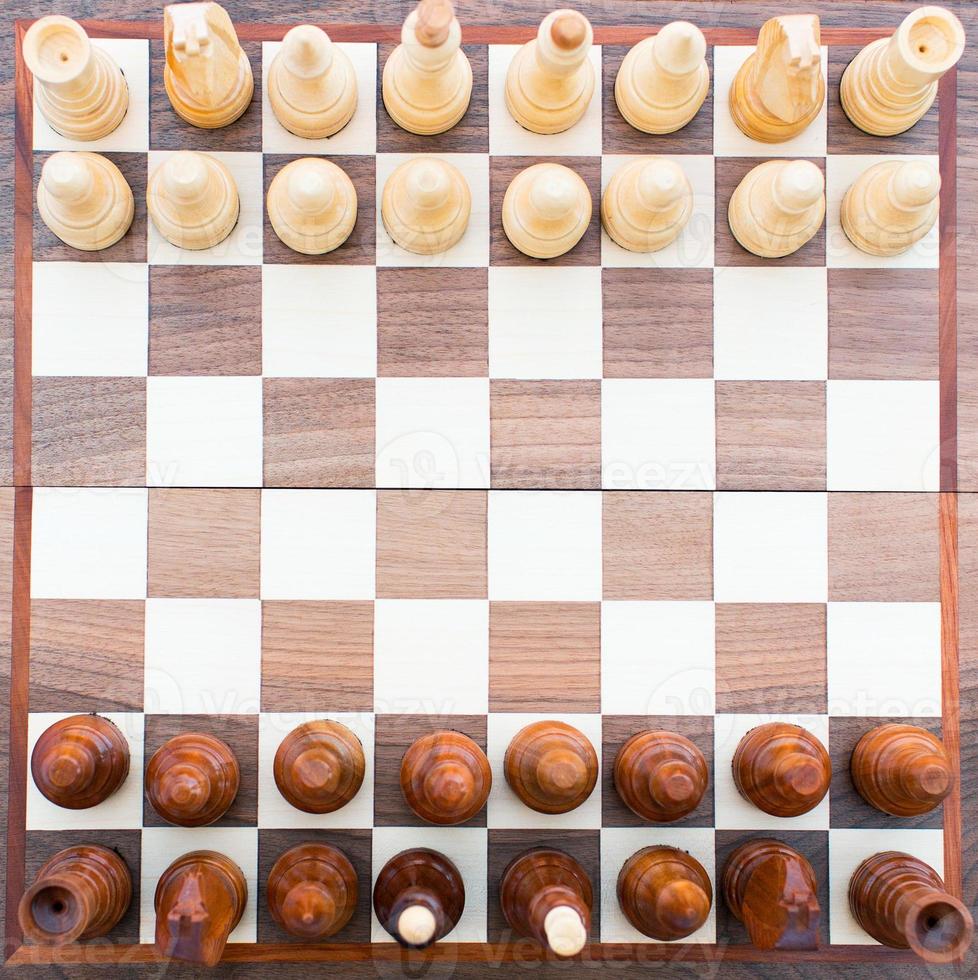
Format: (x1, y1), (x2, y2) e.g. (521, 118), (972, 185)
(5, 6), (964, 972)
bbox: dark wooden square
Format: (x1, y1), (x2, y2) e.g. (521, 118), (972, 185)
(715, 157), (826, 267)
(490, 156), (601, 266)
(142, 714), (258, 827)
(377, 267), (488, 377)
(376, 44), (489, 152)
(25, 830), (141, 945)
(715, 604), (827, 714)
(29, 600), (145, 712)
(32, 377), (146, 486)
(829, 717), (945, 830)
(33, 151), (147, 263)
(490, 380), (601, 488)
(262, 154), (376, 265)
(487, 830), (599, 944)
(828, 269), (938, 380)
(263, 378), (375, 488)
(257, 829), (372, 943)
(601, 43), (714, 154)
(715, 381), (826, 491)
(601, 715), (715, 828)
(602, 268), (713, 378)
(373, 715), (488, 827)
(150, 39), (262, 151)
(149, 266), (262, 376)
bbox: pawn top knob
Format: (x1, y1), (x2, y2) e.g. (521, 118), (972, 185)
(655, 20), (707, 76)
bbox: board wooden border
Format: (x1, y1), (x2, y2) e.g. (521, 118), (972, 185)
(5, 19), (962, 968)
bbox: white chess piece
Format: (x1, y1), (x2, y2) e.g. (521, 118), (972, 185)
(37, 151), (134, 250)
(381, 156), (471, 254)
(396, 905), (437, 946)
(543, 905), (587, 957)
(147, 150), (240, 250)
(267, 157), (357, 255)
(505, 9), (595, 134)
(267, 25), (358, 139)
(23, 15), (129, 141)
(502, 162), (592, 259)
(841, 159), (939, 256)
(614, 21), (710, 134)
(601, 157), (693, 253)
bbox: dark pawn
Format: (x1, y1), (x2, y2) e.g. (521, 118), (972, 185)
(267, 843), (358, 940)
(155, 850), (247, 967)
(732, 722), (830, 817)
(19, 845), (131, 945)
(617, 846), (712, 941)
(401, 730), (492, 825)
(273, 720), (365, 814)
(373, 848), (464, 948)
(31, 714), (130, 809)
(614, 730), (708, 822)
(504, 721), (598, 814)
(850, 723), (954, 817)
(849, 851), (973, 963)
(722, 839), (820, 950)
(145, 733), (239, 827)
(500, 849), (593, 957)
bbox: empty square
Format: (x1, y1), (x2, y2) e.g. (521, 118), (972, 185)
(373, 599), (489, 714)
(714, 492), (827, 602)
(601, 601), (716, 715)
(33, 263), (148, 376)
(260, 489), (375, 600)
(827, 602), (942, 717)
(827, 380), (939, 491)
(602, 379), (716, 490)
(713, 267), (828, 379)
(376, 378), (489, 489)
(144, 599), (262, 714)
(488, 490), (601, 600)
(488, 267), (602, 379)
(146, 376), (263, 487)
(31, 487), (147, 599)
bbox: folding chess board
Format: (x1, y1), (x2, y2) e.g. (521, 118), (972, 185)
(6, 6), (964, 971)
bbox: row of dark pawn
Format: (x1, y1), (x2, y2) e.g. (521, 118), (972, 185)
(32, 715), (956, 825)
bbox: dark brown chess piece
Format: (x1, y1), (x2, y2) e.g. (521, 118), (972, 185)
(500, 849), (593, 957)
(614, 730), (708, 822)
(732, 722), (830, 817)
(18, 845), (131, 945)
(31, 714), (130, 809)
(849, 851), (973, 963)
(850, 723), (954, 817)
(401, 730), (492, 825)
(145, 733), (239, 827)
(154, 850), (247, 967)
(504, 721), (598, 814)
(617, 846), (712, 941)
(273, 720), (365, 814)
(372, 848), (464, 948)
(267, 843), (358, 940)
(722, 838), (820, 950)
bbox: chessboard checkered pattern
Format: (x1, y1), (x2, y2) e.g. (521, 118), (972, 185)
(24, 485), (947, 947)
(28, 35), (944, 492)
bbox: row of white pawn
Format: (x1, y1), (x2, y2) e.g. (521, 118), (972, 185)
(38, 146), (940, 260)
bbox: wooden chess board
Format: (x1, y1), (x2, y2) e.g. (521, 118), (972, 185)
(2, 0), (975, 974)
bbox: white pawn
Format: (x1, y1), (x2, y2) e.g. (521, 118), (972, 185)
(727, 159), (825, 258)
(37, 151), (134, 251)
(505, 9), (595, 134)
(502, 162), (592, 259)
(383, 0), (473, 135)
(381, 156), (471, 255)
(148, 150), (239, 250)
(267, 25), (358, 139)
(23, 16), (129, 141)
(614, 22), (710, 134)
(267, 157), (357, 255)
(841, 159), (940, 256)
(601, 157), (692, 253)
